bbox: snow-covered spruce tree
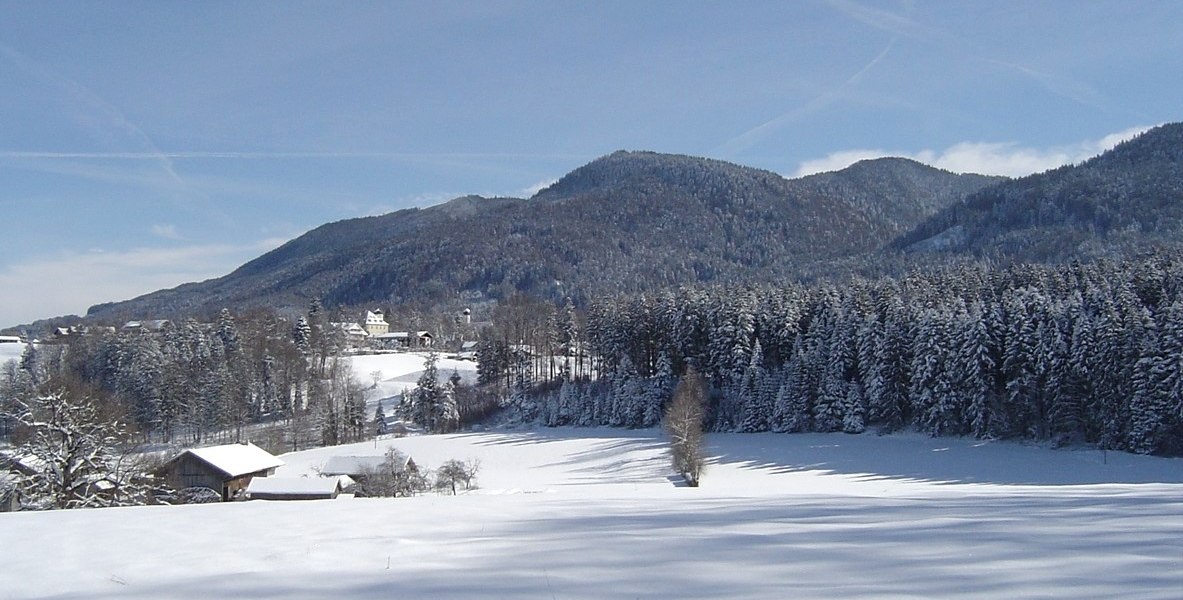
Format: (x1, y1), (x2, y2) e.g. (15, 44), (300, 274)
(1127, 300), (1183, 454)
(374, 401), (389, 436)
(737, 340), (770, 432)
(15, 390), (147, 509)
(438, 374), (460, 433)
(960, 301), (999, 439)
(842, 381), (866, 434)
(641, 352), (675, 428)
(665, 367), (707, 487)
(412, 352), (441, 432)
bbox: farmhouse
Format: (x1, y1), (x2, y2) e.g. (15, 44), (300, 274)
(321, 453), (417, 496)
(372, 331), (434, 350)
(121, 320), (171, 334)
(162, 442), (283, 502)
(245, 476), (342, 501)
(332, 322), (370, 346)
(321, 454), (417, 479)
(457, 340), (479, 360)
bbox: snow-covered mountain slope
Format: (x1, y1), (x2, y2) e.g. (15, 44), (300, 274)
(2, 428), (1181, 599)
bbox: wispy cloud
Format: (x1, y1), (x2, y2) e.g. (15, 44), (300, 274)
(715, 37), (898, 157)
(0, 238), (287, 327)
(823, 0), (942, 41)
(151, 224), (182, 240)
(0, 150), (588, 161)
(521, 178), (557, 197)
(0, 42), (187, 191)
(824, 0), (1110, 112)
(793, 125), (1152, 178)
(985, 59), (1107, 111)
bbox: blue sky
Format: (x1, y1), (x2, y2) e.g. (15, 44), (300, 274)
(1, 1), (1180, 328)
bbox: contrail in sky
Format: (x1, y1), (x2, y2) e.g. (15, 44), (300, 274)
(715, 37), (897, 157)
(0, 42), (189, 190)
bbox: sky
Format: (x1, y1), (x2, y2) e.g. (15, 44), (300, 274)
(1, 1), (1180, 328)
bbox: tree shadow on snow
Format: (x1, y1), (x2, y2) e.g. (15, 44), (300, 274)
(705, 432), (1183, 486)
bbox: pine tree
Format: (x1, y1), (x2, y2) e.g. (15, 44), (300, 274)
(842, 381), (866, 434)
(738, 340), (770, 432)
(412, 352), (441, 432)
(374, 401), (389, 435)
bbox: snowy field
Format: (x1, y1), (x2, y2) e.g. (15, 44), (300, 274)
(350, 351), (478, 414)
(2, 428), (1182, 599)
(3, 347), (1183, 598)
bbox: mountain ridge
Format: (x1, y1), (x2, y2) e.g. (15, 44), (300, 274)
(73, 124), (1183, 325)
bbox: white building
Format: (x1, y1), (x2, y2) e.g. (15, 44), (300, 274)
(363, 310), (389, 336)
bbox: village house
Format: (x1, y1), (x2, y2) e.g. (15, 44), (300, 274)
(320, 453), (417, 489)
(363, 310), (389, 336)
(322, 455), (404, 479)
(121, 320), (171, 334)
(48, 325), (117, 342)
(371, 330), (434, 350)
(454, 340), (480, 361)
(332, 322), (370, 347)
(161, 442), (283, 502)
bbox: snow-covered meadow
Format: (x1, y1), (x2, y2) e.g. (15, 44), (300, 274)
(350, 351), (478, 414)
(2, 350), (1182, 598)
(3, 431), (1182, 597)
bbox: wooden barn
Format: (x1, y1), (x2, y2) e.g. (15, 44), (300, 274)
(162, 442), (284, 502)
(245, 477), (342, 501)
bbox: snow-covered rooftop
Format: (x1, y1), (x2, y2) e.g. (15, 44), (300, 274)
(183, 442), (284, 478)
(246, 476), (340, 497)
(321, 455), (387, 476)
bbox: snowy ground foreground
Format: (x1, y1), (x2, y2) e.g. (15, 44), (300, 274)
(349, 351), (478, 413)
(3, 428), (1182, 599)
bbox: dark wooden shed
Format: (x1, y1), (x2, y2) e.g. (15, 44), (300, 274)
(162, 442), (284, 501)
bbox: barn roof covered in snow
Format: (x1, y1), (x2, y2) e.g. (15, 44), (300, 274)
(173, 442), (284, 479)
(246, 476), (341, 498)
(321, 455), (387, 476)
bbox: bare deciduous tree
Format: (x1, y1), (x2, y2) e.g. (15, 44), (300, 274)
(14, 389), (150, 509)
(434, 458), (480, 495)
(357, 448), (428, 497)
(665, 368), (706, 487)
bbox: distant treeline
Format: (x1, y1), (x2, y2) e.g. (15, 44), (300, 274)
(502, 253), (1183, 456)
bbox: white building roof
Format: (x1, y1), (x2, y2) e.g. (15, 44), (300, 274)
(246, 476), (340, 497)
(374, 331), (409, 339)
(321, 455), (387, 476)
(183, 442), (284, 478)
(332, 322), (369, 336)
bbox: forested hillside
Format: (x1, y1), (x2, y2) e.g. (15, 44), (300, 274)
(83, 152), (998, 322)
(897, 122), (1183, 261)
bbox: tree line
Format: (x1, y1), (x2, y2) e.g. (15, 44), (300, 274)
(3, 301), (372, 452)
(497, 253), (1183, 456)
